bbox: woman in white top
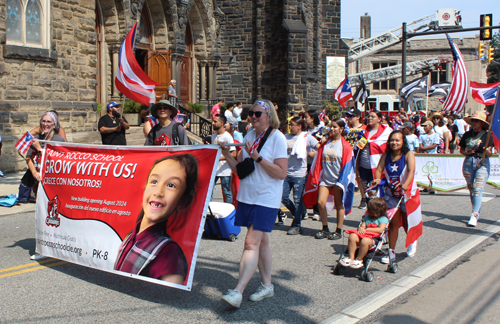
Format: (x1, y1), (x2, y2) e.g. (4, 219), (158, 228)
(219, 100), (287, 309)
(429, 112), (451, 154)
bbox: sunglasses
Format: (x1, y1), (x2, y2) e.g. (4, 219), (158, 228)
(248, 111), (264, 118)
(157, 106), (171, 111)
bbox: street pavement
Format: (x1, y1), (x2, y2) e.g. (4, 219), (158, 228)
(0, 171), (499, 323)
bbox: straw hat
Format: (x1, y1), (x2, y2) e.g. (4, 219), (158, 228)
(429, 112), (443, 122)
(464, 111), (489, 126)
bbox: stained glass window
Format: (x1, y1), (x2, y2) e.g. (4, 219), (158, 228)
(6, 0), (22, 42)
(25, 0), (42, 45)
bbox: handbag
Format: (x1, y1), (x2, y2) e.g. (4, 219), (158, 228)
(18, 183), (32, 203)
(236, 127), (273, 180)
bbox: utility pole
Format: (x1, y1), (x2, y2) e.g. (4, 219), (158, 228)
(402, 22), (407, 110)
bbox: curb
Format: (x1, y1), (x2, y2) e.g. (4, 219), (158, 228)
(320, 219), (500, 324)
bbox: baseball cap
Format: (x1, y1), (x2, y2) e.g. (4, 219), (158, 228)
(400, 122), (413, 129)
(422, 121), (434, 127)
(346, 108), (361, 117)
(226, 116), (239, 128)
(107, 101), (121, 110)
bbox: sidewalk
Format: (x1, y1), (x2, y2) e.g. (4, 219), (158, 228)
(371, 238), (500, 324)
(0, 171), (36, 216)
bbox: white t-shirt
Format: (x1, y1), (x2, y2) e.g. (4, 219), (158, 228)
(454, 119), (468, 135)
(433, 125), (449, 140)
(233, 106), (242, 118)
(405, 134), (419, 153)
(212, 131), (235, 177)
(237, 129), (287, 208)
(224, 110), (234, 119)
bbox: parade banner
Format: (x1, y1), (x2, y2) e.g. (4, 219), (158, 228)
(415, 154), (500, 191)
(35, 142), (220, 291)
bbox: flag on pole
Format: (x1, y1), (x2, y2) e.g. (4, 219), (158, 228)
(318, 107), (327, 122)
(442, 34), (469, 113)
(15, 132), (34, 154)
(399, 75), (428, 99)
(491, 87), (500, 155)
(334, 76), (353, 109)
(353, 78), (369, 104)
(115, 22), (160, 106)
(428, 83), (451, 97)
(470, 81), (500, 106)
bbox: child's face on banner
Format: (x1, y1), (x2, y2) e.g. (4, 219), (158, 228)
(143, 160), (187, 224)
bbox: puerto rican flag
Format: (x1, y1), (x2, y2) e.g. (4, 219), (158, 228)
(115, 23), (160, 106)
(319, 107), (327, 122)
(384, 161), (422, 248)
(442, 34), (469, 113)
(15, 132), (34, 154)
(491, 87), (500, 156)
(470, 81), (500, 106)
(147, 115), (159, 128)
(363, 124), (392, 178)
(303, 137), (356, 215)
(334, 76), (353, 109)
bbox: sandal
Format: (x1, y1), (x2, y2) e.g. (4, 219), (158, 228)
(327, 232), (341, 240)
(315, 230), (330, 239)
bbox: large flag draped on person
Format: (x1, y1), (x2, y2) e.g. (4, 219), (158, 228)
(302, 137), (356, 215)
(470, 81), (500, 105)
(353, 78), (369, 104)
(491, 87), (500, 157)
(399, 75), (428, 99)
(115, 22), (160, 106)
(442, 34), (469, 113)
(334, 75), (353, 108)
(363, 123), (392, 177)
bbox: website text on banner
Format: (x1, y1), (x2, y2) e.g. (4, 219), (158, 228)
(414, 154), (500, 191)
(35, 142), (219, 291)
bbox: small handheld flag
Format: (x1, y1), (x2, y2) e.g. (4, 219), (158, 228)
(15, 132), (34, 154)
(334, 76), (353, 109)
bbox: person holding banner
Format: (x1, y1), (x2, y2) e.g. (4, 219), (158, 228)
(114, 154), (198, 284)
(219, 100), (287, 308)
(145, 100), (189, 146)
(459, 111), (494, 227)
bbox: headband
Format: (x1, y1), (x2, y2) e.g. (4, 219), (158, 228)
(254, 100), (269, 114)
(43, 112), (58, 125)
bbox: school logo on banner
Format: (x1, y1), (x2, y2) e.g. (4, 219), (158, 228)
(46, 196), (61, 227)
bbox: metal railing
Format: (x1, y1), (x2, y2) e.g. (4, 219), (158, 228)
(176, 101), (213, 140)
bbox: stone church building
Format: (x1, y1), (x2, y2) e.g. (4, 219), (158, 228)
(0, 0), (344, 171)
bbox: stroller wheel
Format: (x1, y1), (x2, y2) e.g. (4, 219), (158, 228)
(388, 262), (398, 273)
(365, 271), (374, 282)
(229, 234), (237, 242)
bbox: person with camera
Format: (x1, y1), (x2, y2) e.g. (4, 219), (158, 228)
(98, 101), (129, 145)
(218, 100), (287, 309)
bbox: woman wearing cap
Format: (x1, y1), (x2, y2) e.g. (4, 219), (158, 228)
(145, 100), (189, 146)
(459, 111), (494, 227)
(429, 112), (451, 154)
(219, 100), (287, 309)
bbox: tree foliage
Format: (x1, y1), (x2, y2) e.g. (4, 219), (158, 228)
(487, 32), (500, 83)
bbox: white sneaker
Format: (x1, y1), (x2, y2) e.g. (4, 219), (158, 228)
(467, 214), (479, 227)
(381, 249), (396, 264)
(312, 214), (320, 221)
(407, 241), (418, 257)
(221, 289), (242, 308)
(249, 283), (274, 301)
(30, 254), (47, 261)
(339, 257), (351, 267)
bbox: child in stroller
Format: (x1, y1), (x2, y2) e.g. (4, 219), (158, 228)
(339, 198), (388, 269)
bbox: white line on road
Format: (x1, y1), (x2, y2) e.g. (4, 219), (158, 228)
(320, 219), (500, 324)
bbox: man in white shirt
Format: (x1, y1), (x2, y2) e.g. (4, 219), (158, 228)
(233, 102), (243, 120)
(454, 113), (468, 140)
(211, 114), (237, 203)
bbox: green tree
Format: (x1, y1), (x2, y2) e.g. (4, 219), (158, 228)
(486, 32), (499, 84)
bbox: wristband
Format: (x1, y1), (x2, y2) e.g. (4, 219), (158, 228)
(255, 156), (263, 163)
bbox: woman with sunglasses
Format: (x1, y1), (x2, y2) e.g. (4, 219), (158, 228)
(459, 111), (494, 227)
(219, 100), (287, 309)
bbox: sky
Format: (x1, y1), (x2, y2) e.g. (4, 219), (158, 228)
(341, 1), (500, 39)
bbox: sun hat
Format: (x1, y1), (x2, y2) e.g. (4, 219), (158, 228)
(464, 111), (489, 126)
(429, 112), (443, 121)
(421, 121), (434, 127)
(151, 100), (177, 119)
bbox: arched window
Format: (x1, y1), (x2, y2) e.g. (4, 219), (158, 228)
(6, 0), (48, 48)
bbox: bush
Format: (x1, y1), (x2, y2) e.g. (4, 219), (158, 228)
(187, 101), (205, 114)
(123, 100), (144, 113)
(96, 102), (102, 114)
(323, 101), (341, 120)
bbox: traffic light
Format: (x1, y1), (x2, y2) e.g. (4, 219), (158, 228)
(480, 14), (493, 40)
(478, 42), (485, 60)
(487, 46), (495, 64)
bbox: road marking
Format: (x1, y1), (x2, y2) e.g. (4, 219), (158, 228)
(0, 260), (67, 279)
(0, 258), (57, 273)
(320, 219), (500, 324)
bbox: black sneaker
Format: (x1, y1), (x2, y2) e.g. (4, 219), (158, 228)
(276, 210), (287, 226)
(358, 199), (367, 209)
(315, 230), (330, 239)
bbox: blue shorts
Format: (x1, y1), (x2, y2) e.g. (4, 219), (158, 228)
(234, 201), (279, 233)
(384, 194), (406, 213)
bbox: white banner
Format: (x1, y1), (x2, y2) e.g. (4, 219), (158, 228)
(415, 154), (500, 191)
